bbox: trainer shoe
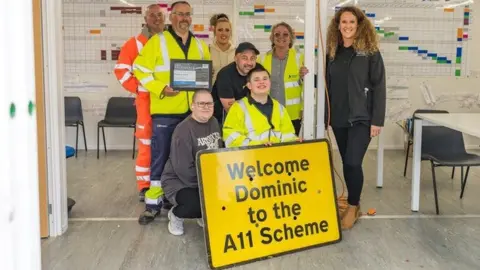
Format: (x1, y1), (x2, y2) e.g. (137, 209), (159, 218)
(138, 208), (159, 225)
(168, 208), (184, 236)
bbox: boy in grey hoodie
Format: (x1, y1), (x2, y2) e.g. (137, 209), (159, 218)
(161, 89), (222, 235)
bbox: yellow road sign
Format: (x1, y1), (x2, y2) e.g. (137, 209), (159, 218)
(196, 139), (342, 269)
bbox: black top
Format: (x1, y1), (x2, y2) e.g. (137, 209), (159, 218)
(168, 25), (192, 58)
(213, 62), (265, 101)
(325, 47), (386, 127)
(329, 45), (354, 127)
(247, 94), (273, 126)
(212, 62), (265, 120)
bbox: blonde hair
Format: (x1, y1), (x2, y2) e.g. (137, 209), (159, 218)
(326, 6), (379, 60)
(209, 14), (232, 37)
(269, 22), (295, 49)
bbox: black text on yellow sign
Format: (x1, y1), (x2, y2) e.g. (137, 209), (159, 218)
(196, 139), (342, 269)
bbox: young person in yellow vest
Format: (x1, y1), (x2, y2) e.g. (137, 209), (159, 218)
(223, 65), (299, 148)
(259, 22), (309, 135)
(132, 1), (211, 225)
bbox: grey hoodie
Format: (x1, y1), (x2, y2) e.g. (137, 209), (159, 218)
(161, 115), (222, 204)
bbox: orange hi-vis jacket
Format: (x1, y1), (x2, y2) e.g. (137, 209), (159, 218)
(114, 31), (149, 94)
(114, 27), (152, 192)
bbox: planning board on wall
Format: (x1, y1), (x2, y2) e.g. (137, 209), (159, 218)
(327, 0), (473, 78)
(62, 0), (475, 122)
(62, 0), (473, 76)
(235, 0), (307, 54)
(62, 0), (234, 74)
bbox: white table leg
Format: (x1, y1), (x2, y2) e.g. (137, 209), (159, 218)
(376, 131), (384, 188)
(411, 119), (423, 212)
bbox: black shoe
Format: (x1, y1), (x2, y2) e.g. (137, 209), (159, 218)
(138, 209), (160, 225)
(139, 188), (149, 202)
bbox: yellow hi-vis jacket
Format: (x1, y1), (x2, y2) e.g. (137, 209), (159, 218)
(260, 48), (304, 121)
(133, 30), (210, 116)
(223, 96), (297, 148)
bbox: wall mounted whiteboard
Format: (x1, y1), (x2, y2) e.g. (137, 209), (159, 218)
(62, 0), (479, 149)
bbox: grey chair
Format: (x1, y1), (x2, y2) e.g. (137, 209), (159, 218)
(420, 114), (480, 214)
(65, 96), (87, 157)
(403, 109), (456, 178)
(97, 97), (137, 159)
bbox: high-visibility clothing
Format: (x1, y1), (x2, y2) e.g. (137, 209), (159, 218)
(133, 30), (210, 211)
(223, 96), (297, 148)
(260, 48), (304, 121)
(114, 28), (152, 191)
(133, 31), (211, 117)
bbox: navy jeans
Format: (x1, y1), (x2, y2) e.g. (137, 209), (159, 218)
(146, 116), (184, 211)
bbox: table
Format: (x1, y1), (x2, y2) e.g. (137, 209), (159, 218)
(411, 113), (480, 212)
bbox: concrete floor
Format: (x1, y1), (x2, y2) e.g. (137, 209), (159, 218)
(41, 149), (480, 270)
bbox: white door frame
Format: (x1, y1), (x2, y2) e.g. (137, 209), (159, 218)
(42, 0), (68, 237)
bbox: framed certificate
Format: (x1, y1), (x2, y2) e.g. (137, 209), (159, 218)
(170, 59), (213, 91)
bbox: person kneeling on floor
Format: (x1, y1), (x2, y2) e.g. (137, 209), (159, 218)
(161, 89), (222, 235)
(222, 65), (299, 147)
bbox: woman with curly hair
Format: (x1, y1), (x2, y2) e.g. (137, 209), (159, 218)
(325, 6), (386, 229)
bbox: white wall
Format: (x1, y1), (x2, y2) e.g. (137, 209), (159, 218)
(65, 75), (136, 150)
(64, 1), (480, 151)
(0, 0), (41, 269)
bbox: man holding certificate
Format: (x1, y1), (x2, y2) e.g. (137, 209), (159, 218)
(133, 0), (211, 225)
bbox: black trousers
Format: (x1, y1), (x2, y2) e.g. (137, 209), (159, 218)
(332, 123), (371, 206)
(172, 188), (202, 219)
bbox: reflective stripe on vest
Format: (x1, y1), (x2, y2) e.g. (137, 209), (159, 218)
(295, 51), (301, 67)
(118, 72), (131, 84)
(235, 99), (283, 142)
(138, 85), (149, 93)
(286, 97), (301, 105)
(135, 38), (144, 53)
(135, 165), (149, 172)
(155, 33), (205, 73)
(114, 63), (132, 71)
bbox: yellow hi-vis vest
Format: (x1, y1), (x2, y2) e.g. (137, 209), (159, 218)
(260, 48), (304, 120)
(223, 96), (297, 148)
(133, 31), (211, 116)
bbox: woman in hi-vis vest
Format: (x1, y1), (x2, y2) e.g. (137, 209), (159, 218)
(260, 22), (309, 135)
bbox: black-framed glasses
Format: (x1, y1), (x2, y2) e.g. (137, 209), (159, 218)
(195, 102), (214, 108)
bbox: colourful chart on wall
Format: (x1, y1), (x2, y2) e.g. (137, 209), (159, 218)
(326, 0), (472, 78)
(62, 0), (473, 78)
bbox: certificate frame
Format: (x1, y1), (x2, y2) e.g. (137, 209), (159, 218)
(169, 59), (213, 91)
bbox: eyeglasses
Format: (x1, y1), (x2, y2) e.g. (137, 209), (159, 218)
(172, 12), (192, 18)
(274, 32), (290, 38)
(195, 102), (214, 108)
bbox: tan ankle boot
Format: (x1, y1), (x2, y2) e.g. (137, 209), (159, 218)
(338, 205), (348, 219)
(341, 204), (361, 230)
(337, 197), (349, 219)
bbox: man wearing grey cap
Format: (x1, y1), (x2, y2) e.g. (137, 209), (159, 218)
(211, 42), (264, 124)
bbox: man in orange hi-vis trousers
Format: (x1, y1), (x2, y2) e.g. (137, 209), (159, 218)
(114, 4), (165, 201)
